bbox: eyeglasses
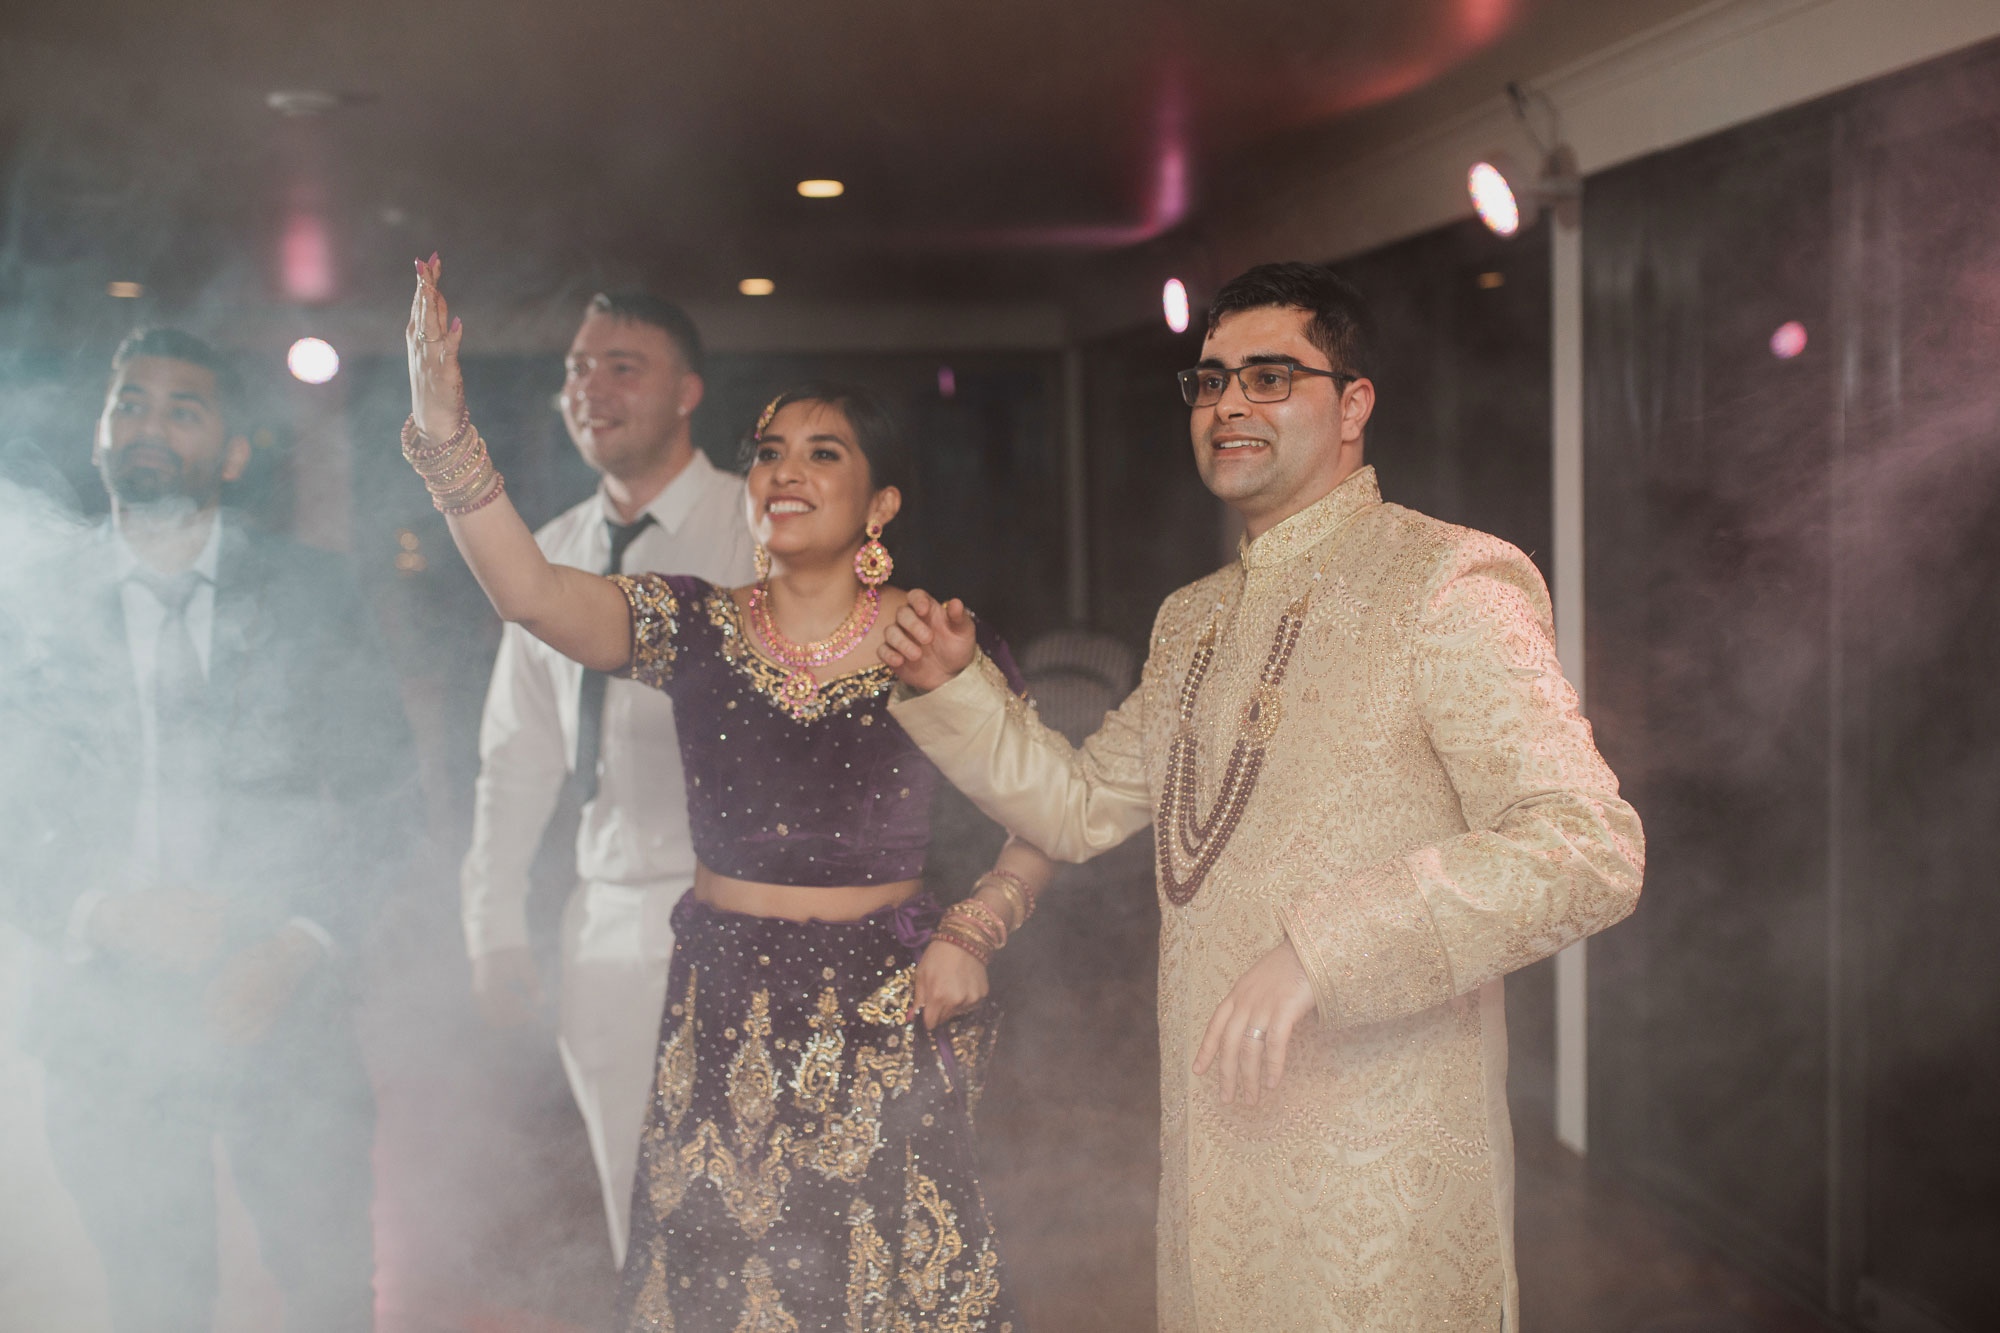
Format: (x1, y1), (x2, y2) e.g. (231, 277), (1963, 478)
(1176, 361), (1356, 408)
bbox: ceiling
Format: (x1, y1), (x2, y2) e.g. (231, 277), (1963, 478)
(1, 0), (1710, 342)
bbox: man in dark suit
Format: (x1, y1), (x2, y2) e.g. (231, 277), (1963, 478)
(5, 328), (418, 1332)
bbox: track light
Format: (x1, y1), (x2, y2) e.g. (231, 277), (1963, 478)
(1470, 83), (1580, 237)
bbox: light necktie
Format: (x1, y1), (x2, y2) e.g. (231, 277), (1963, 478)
(576, 514), (656, 802)
(137, 568), (213, 884)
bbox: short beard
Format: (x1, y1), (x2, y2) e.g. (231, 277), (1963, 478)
(106, 451), (215, 515)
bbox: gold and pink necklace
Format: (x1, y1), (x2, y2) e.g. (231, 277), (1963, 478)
(745, 580), (882, 717)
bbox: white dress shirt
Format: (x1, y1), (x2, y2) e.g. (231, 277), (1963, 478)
(67, 515), (334, 956)
(460, 450), (758, 957)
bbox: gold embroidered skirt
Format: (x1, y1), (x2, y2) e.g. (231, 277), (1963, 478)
(616, 892), (1020, 1332)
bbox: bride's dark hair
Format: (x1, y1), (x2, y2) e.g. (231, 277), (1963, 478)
(740, 381), (910, 493)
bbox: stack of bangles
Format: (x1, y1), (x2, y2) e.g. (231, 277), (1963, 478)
(935, 869), (1037, 966)
(402, 411), (506, 515)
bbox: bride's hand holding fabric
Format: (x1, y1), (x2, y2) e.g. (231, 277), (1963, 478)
(880, 589), (977, 693)
(912, 935), (989, 1030)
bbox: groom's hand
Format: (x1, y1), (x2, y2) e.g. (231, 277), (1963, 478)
(1193, 938), (1316, 1106)
(881, 589), (977, 693)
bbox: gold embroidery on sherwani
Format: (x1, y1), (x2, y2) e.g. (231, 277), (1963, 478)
(731, 1256), (800, 1333)
(887, 465), (1645, 1331)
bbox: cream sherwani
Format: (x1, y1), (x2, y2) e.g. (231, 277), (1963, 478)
(890, 466), (1643, 1331)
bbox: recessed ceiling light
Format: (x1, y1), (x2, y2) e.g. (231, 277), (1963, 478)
(107, 281), (144, 298)
(1477, 271), (1506, 289)
(1162, 278), (1190, 333)
(796, 179), (845, 199)
(738, 278), (776, 296)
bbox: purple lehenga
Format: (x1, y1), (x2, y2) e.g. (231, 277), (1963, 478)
(606, 574), (1023, 1333)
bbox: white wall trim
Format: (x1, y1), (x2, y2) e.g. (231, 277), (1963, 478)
(1550, 216), (1590, 1155)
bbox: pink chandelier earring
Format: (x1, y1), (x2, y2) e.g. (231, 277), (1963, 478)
(854, 522), (893, 588)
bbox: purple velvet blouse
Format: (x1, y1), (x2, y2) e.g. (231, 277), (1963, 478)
(608, 573), (1026, 887)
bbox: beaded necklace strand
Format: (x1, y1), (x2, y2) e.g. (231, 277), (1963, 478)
(746, 580), (882, 718)
(1155, 516), (1361, 906)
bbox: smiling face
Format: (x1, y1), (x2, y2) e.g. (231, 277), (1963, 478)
(560, 311), (703, 480)
(744, 399), (900, 573)
(94, 355), (249, 511)
(1191, 305), (1373, 538)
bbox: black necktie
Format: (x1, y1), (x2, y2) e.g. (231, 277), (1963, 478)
(576, 514), (656, 802)
(137, 568), (213, 883)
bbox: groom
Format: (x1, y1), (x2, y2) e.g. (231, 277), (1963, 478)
(883, 262), (1644, 1330)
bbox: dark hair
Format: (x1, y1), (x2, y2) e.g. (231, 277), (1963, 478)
(586, 291), (705, 375)
(739, 381), (909, 493)
(1205, 261), (1373, 379)
(109, 327), (246, 430)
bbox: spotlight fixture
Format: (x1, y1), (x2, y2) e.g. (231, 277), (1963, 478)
(738, 278), (776, 296)
(1162, 278), (1191, 334)
(1769, 321), (1808, 360)
(107, 281), (144, 299)
(287, 337), (340, 384)
(1470, 83), (1580, 237)
(796, 179), (845, 199)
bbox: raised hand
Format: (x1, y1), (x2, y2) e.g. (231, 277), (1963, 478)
(406, 254), (467, 442)
(879, 589), (978, 693)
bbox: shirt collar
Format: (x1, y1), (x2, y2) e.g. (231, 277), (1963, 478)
(597, 449), (722, 537)
(110, 508), (224, 584)
(1236, 465), (1381, 571)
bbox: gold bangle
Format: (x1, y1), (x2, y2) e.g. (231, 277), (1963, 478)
(977, 870), (1035, 927)
(948, 898), (1009, 949)
(436, 470), (505, 516)
(933, 923), (992, 965)
(979, 874), (1031, 931)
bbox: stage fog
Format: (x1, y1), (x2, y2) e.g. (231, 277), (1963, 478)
(3, 3), (1998, 1332)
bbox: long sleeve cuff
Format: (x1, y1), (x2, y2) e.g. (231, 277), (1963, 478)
(285, 916), (337, 959)
(1279, 859), (1455, 1029)
(462, 894), (532, 958)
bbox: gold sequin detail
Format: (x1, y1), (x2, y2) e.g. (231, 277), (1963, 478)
(730, 1256), (798, 1333)
(704, 587), (894, 723)
(609, 573), (680, 689)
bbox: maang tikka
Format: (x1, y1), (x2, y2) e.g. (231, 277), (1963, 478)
(854, 522), (893, 587)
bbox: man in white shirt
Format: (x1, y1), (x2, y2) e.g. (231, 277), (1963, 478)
(10, 328), (418, 1333)
(460, 292), (756, 1265)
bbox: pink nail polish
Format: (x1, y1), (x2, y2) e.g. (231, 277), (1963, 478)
(429, 251), (440, 265)
(450, 317), (461, 334)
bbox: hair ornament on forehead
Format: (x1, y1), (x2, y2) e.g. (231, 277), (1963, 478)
(754, 395), (785, 438)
